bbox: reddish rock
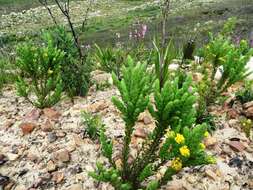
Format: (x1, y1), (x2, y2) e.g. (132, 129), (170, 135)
(134, 128), (147, 138)
(204, 137), (217, 148)
(4, 120), (14, 129)
(85, 100), (109, 113)
(43, 108), (61, 120)
(166, 179), (185, 190)
(47, 160), (57, 172)
(52, 171), (64, 183)
(227, 109), (238, 119)
(223, 96), (235, 109)
(143, 116), (152, 125)
(56, 131), (66, 138)
(72, 134), (84, 146)
(19, 122), (37, 135)
(67, 184), (83, 190)
(248, 179), (253, 189)
(53, 149), (70, 162)
(26, 152), (39, 162)
(244, 106), (253, 118)
(24, 109), (41, 121)
(228, 141), (246, 152)
(243, 101), (253, 109)
(205, 169), (217, 180)
(41, 120), (53, 132)
(4, 180), (15, 190)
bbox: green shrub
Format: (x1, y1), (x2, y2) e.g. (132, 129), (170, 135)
(0, 59), (13, 94)
(196, 18), (253, 120)
(95, 80), (112, 91)
(0, 60), (7, 93)
(240, 117), (252, 138)
(16, 36), (64, 108)
(94, 44), (127, 79)
(152, 40), (178, 88)
(90, 57), (214, 190)
(43, 26), (92, 98)
(236, 80), (253, 104)
(81, 111), (102, 140)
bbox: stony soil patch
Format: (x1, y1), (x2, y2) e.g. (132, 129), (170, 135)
(0, 72), (253, 190)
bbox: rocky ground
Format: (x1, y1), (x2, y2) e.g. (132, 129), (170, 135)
(0, 71), (253, 190)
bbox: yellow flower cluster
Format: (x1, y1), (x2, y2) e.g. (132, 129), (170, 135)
(171, 157), (182, 171)
(174, 133), (185, 144)
(199, 143), (206, 150)
(47, 69), (53, 75)
(179, 145), (190, 157)
(204, 131), (209, 137)
(165, 129), (175, 139)
(206, 156), (216, 164)
(43, 53), (48, 58)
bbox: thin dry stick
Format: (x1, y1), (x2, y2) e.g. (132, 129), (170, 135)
(82, 0), (93, 32)
(54, 0), (83, 60)
(38, 0), (58, 25)
(161, 0), (171, 48)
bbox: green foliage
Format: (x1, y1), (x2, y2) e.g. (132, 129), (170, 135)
(182, 39), (196, 62)
(152, 40), (178, 88)
(94, 44), (127, 80)
(0, 55), (16, 94)
(240, 117), (252, 138)
(236, 80), (253, 104)
(95, 80), (112, 91)
(90, 56), (213, 190)
(81, 111), (102, 140)
(199, 18), (253, 104)
(44, 26), (92, 98)
(195, 18), (253, 123)
(15, 36), (64, 108)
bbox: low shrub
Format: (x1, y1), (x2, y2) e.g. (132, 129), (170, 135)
(15, 35), (64, 108)
(0, 55), (16, 94)
(43, 26), (92, 98)
(94, 44), (127, 80)
(196, 18), (253, 120)
(81, 111), (102, 140)
(240, 117), (252, 138)
(236, 80), (253, 104)
(90, 57), (214, 190)
(152, 40), (178, 88)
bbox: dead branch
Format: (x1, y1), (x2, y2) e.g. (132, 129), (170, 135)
(54, 0), (83, 60)
(81, 0), (93, 32)
(38, 0), (58, 25)
(161, 0), (171, 48)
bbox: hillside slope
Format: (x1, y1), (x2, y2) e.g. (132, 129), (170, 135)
(0, 0), (253, 47)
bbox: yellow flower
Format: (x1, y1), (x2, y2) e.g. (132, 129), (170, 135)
(206, 156), (216, 164)
(199, 143), (206, 150)
(48, 69), (53, 75)
(179, 145), (190, 157)
(174, 133), (185, 144)
(165, 129), (175, 139)
(204, 131), (209, 137)
(171, 157), (182, 171)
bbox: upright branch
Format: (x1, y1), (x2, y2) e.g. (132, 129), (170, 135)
(158, 0), (171, 90)
(38, 0), (58, 25)
(82, 0), (93, 32)
(54, 0), (83, 60)
(161, 0), (171, 48)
